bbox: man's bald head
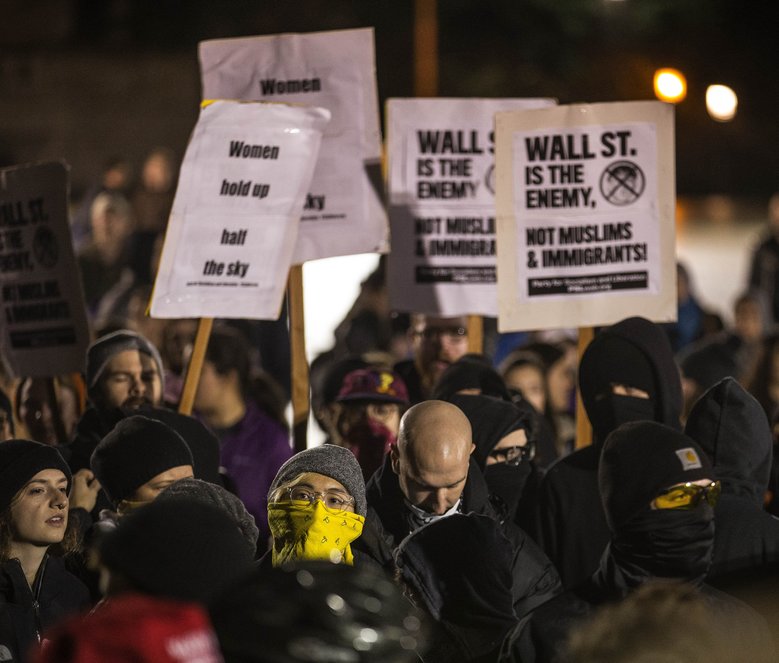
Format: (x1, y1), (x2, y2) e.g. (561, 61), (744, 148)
(392, 400), (474, 515)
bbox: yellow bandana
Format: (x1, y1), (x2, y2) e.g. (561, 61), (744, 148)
(268, 500), (365, 567)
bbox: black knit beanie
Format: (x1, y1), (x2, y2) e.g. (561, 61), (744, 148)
(90, 415), (194, 505)
(0, 439), (72, 512)
(599, 421), (715, 531)
(100, 498), (255, 604)
(134, 406), (222, 485)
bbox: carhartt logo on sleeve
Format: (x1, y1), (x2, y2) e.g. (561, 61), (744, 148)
(676, 447), (703, 471)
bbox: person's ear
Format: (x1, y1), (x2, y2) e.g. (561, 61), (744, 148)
(390, 443), (401, 475)
(469, 442), (476, 456)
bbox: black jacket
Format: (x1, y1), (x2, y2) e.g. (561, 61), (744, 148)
(362, 454), (562, 618)
(0, 556), (90, 663)
(532, 317), (683, 588)
(685, 377), (779, 577)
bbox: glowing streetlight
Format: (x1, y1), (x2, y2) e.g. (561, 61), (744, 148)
(706, 85), (738, 121)
(653, 68), (687, 103)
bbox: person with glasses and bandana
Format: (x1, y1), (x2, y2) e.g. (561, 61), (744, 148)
(524, 420), (772, 662)
(394, 315), (470, 405)
(265, 445), (370, 568)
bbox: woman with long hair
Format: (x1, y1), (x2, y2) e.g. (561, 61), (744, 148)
(0, 440), (90, 662)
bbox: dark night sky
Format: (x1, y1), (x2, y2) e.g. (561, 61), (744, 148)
(2, 0), (777, 198)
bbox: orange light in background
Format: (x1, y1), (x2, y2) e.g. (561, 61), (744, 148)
(706, 84), (737, 121)
(653, 68), (687, 103)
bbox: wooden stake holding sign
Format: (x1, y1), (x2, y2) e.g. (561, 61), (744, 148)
(178, 317), (214, 416)
(288, 266), (309, 453)
(574, 326), (594, 449)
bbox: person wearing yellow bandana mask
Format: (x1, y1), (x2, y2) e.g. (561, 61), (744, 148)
(266, 446), (367, 567)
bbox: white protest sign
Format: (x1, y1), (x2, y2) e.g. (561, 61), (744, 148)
(150, 100), (330, 320)
(0, 161), (90, 376)
(495, 101), (676, 331)
(199, 28), (386, 264)
(387, 98), (555, 316)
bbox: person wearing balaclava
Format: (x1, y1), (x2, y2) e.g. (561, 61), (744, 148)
(446, 394), (540, 534)
(685, 377), (779, 577)
(532, 316), (683, 589)
(525, 421), (772, 663)
(265, 445), (368, 567)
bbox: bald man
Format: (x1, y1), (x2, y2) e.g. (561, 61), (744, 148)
(360, 400), (562, 617)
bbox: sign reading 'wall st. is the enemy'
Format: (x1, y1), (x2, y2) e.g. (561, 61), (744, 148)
(495, 101), (676, 331)
(199, 28), (386, 264)
(387, 98), (555, 316)
(0, 162), (90, 376)
(150, 101), (329, 320)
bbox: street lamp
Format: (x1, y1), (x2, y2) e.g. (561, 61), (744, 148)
(653, 68), (687, 103)
(706, 85), (737, 121)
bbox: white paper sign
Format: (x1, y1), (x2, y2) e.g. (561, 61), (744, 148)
(387, 98), (555, 315)
(495, 101), (676, 331)
(0, 161), (90, 376)
(199, 28), (386, 264)
(150, 101), (329, 319)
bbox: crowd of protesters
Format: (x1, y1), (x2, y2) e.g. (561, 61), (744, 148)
(1, 154), (779, 661)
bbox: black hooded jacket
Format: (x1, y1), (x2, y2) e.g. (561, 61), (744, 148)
(361, 454), (562, 618)
(0, 556), (90, 663)
(685, 377), (779, 577)
(531, 317), (683, 588)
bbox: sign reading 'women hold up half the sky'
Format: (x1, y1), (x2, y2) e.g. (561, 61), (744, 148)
(150, 101), (329, 320)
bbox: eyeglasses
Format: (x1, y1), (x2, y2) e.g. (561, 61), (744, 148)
(287, 486), (355, 512)
(415, 327), (467, 342)
(487, 441), (536, 466)
(653, 481), (721, 511)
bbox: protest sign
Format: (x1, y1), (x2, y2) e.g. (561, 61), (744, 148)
(0, 161), (90, 376)
(386, 98), (555, 316)
(150, 100), (330, 320)
(199, 28), (386, 264)
(495, 101), (676, 331)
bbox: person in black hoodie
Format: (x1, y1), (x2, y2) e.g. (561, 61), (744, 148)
(394, 513), (525, 662)
(525, 421), (773, 663)
(684, 377), (779, 576)
(446, 394), (540, 534)
(362, 400), (561, 618)
(532, 316), (683, 589)
(0, 441), (90, 663)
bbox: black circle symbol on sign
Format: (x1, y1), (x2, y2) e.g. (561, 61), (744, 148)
(600, 160), (646, 206)
(484, 164), (495, 195)
(33, 226), (59, 268)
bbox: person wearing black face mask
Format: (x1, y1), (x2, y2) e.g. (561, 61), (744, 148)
(523, 421), (773, 663)
(447, 394), (540, 535)
(531, 317), (683, 589)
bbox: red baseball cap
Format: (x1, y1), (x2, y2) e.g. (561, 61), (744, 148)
(336, 368), (410, 405)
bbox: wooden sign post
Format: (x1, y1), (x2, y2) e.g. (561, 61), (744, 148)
(288, 265), (309, 453)
(178, 317), (213, 416)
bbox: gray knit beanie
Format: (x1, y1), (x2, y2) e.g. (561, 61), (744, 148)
(159, 478), (259, 553)
(268, 445), (367, 517)
(85, 329), (165, 399)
